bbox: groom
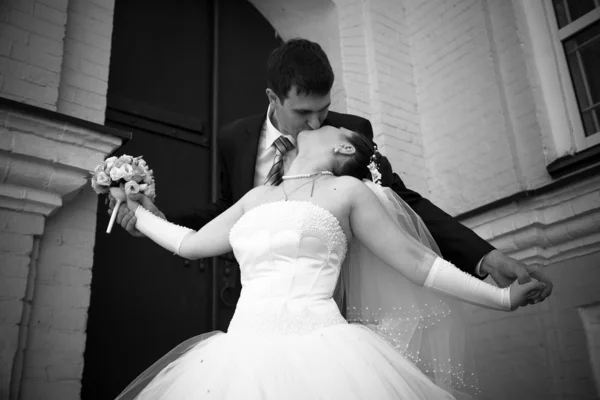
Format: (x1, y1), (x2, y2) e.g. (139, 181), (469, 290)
(111, 38), (552, 300)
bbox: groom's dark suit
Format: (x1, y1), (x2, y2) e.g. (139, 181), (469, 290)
(182, 111), (494, 275)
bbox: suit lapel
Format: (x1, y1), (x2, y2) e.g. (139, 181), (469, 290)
(236, 112), (266, 199)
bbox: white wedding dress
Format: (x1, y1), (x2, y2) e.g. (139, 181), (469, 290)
(120, 200), (456, 399)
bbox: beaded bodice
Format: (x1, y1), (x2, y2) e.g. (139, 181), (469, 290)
(227, 201), (348, 336)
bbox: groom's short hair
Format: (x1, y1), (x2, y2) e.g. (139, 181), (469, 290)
(266, 38), (334, 102)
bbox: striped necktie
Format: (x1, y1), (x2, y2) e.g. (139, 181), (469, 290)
(264, 136), (295, 186)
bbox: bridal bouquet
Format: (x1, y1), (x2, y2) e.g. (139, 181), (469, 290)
(90, 155), (157, 233)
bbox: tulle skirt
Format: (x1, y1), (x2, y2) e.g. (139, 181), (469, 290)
(116, 322), (456, 400)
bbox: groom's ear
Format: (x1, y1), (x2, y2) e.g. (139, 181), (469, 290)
(266, 88), (279, 106)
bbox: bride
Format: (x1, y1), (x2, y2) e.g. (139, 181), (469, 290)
(116, 125), (545, 399)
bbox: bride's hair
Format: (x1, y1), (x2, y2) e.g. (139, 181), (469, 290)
(334, 131), (382, 182)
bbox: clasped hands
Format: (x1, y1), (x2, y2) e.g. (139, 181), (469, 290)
(480, 250), (553, 305)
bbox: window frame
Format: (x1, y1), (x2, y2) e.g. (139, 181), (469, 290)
(545, 1), (600, 149)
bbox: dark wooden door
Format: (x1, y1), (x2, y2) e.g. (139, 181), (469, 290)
(82, 0), (281, 399)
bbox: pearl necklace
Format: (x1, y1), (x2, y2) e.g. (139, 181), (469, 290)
(280, 171), (334, 201)
(282, 171), (334, 180)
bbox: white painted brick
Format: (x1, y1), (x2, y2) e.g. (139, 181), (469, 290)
(56, 99), (104, 123)
(0, 231), (33, 254)
(22, 63), (60, 87)
(33, 1), (67, 26)
(0, 254), (30, 278)
(10, 41), (62, 72)
(0, 298), (24, 324)
(6, 0), (34, 14)
(0, 38), (11, 56)
(34, 0), (68, 12)
(65, 11), (111, 37)
(59, 85), (106, 110)
(63, 37), (109, 67)
(63, 18), (111, 51)
(4, 156), (53, 190)
(31, 282), (92, 311)
(28, 33), (63, 57)
(0, 22), (29, 44)
(1, 59), (60, 93)
(37, 238), (94, 270)
(0, 209), (44, 234)
(5, 109), (65, 135)
(68, 0), (113, 24)
(10, 129), (105, 170)
(8, 8), (64, 41)
(79, 58), (109, 80)
(0, 276), (28, 298)
(2, 74), (57, 104)
(46, 360), (84, 380)
(20, 380), (81, 400)
(0, 55), (25, 79)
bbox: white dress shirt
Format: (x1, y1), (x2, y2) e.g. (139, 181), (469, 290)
(253, 106), (298, 187)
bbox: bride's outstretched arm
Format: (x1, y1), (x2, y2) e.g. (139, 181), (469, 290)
(343, 177), (545, 311)
(128, 194), (246, 260)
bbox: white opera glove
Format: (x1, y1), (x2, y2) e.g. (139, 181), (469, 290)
(424, 257), (511, 311)
(134, 206), (194, 256)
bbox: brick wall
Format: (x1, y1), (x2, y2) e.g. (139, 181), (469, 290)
(58, 0), (113, 124)
(18, 187), (96, 400)
(337, 0), (428, 194)
(0, 210), (44, 399)
(401, 0), (551, 214)
(465, 250), (600, 400)
(460, 174), (600, 399)
(0, 0), (116, 399)
(0, 0), (68, 110)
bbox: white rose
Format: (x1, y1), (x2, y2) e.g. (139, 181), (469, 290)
(96, 171), (111, 186)
(124, 180), (140, 195)
(90, 177), (109, 194)
(130, 166), (146, 183)
(143, 170), (154, 184)
(93, 162), (106, 174)
(104, 156), (117, 170)
(119, 155), (134, 164)
(144, 184), (156, 200)
(109, 164), (133, 181)
(122, 163), (134, 180)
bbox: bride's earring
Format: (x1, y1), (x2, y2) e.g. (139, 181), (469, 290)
(333, 147), (340, 154)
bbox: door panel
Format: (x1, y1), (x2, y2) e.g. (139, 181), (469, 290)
(83, 0), (283, 398)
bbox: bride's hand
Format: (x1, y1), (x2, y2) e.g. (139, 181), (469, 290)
(509, 279), (547, 310)
(125, 193), (166, 218)
(126, 193), (142, 213)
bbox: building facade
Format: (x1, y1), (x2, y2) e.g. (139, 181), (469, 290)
(1, 0), (599, 399)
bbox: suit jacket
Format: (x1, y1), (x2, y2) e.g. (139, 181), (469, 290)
(181, 111), (494, 275)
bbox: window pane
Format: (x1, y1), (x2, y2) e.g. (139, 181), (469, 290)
(564, 21), (600, 136)
(581, 109), (599, 137)
(553, 0), (599, 28)
(552, 0), (570, 28)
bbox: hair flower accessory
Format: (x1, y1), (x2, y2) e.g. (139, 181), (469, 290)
(368, 145), (382, 185)
(90, 155), (156, 233)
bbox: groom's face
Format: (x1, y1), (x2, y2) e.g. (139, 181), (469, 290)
(270, 86), (331, 137)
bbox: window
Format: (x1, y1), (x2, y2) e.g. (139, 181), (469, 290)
(550, 0), (600, 147)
